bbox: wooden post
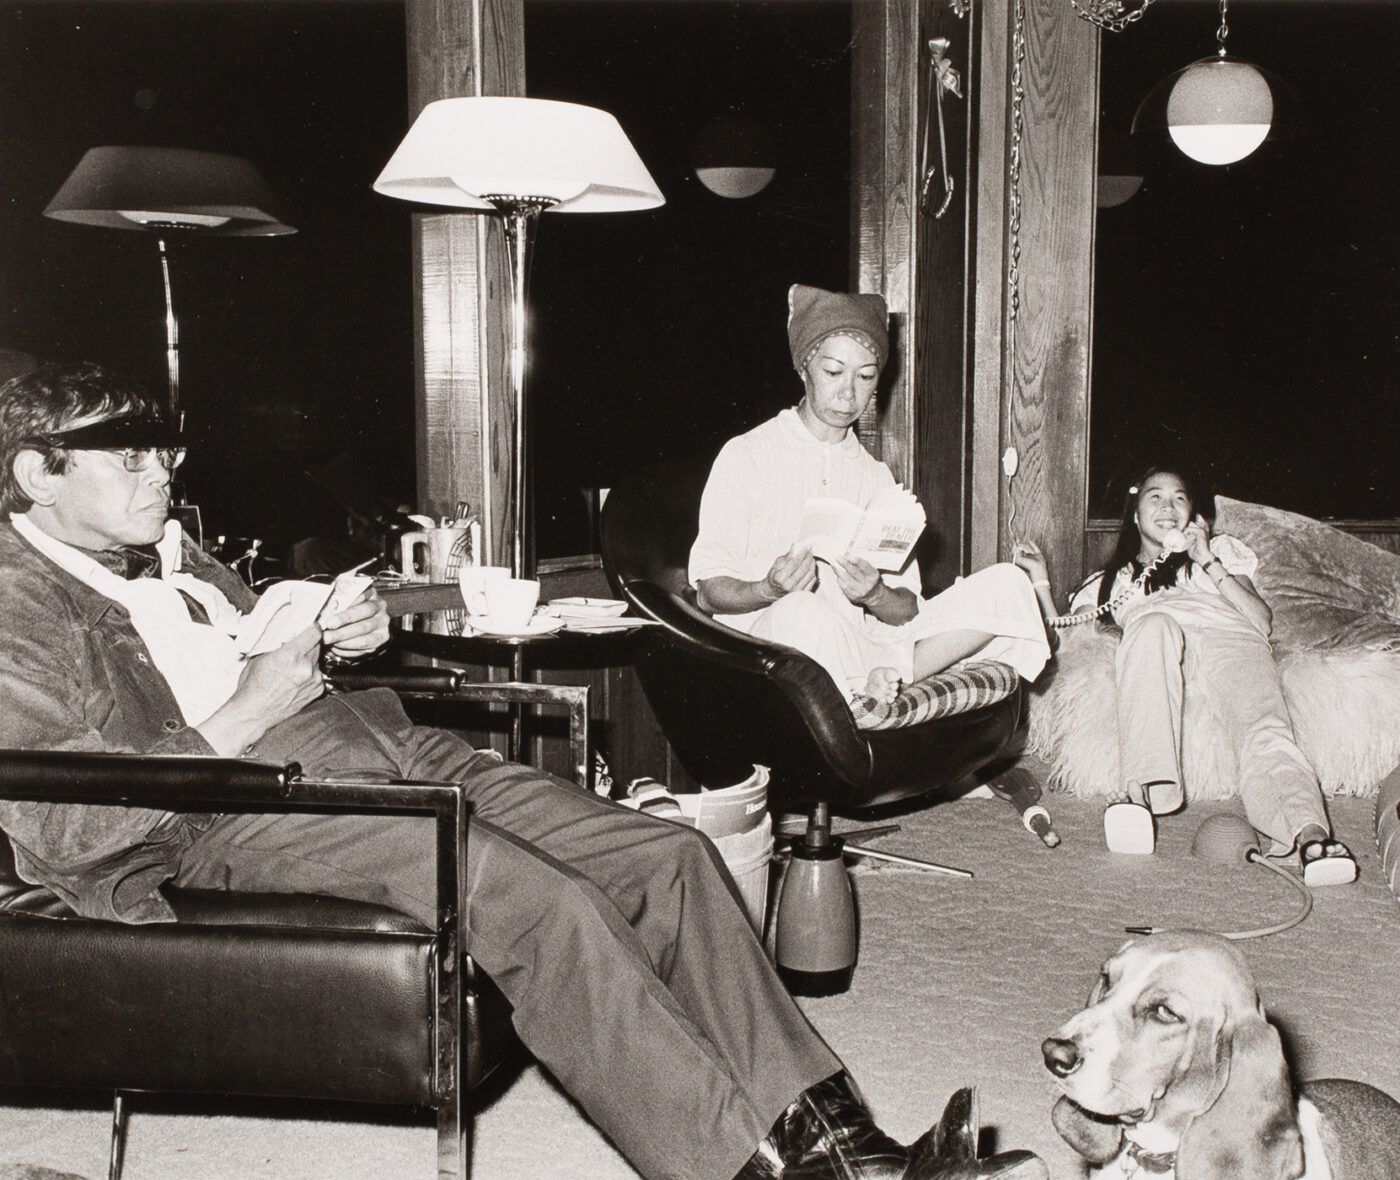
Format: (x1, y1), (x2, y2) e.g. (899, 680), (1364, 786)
(971, 0), (1098, 596)
(403, 0), (524, 562)
(851, 0), (917, 488)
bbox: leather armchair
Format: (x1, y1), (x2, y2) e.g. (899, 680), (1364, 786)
(0, 665), (583, 1180)
(600, 461), (1026, 812)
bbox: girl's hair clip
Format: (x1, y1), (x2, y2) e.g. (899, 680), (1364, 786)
(1127, 485), (1139, 495)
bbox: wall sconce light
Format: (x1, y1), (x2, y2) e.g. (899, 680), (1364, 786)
(1131, 0), (1278, 167)
(692, 115), (776, 199)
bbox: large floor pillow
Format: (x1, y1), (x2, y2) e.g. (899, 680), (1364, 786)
(1027, 497), (1400, 800)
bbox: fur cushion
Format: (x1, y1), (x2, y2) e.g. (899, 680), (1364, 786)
(1027, 498), (1400, 799)
(1214, 495), (1400, 652)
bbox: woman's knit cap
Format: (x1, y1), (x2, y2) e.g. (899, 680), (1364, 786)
(787, 283), (889, 373)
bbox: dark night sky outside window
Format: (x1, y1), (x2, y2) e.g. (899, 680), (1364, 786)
(1092, 0), (1400, 521)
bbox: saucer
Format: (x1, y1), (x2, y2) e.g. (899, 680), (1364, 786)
(548, 596), (628, 619)
(466, 614), (565, 638)
(563, 618), (636, 634)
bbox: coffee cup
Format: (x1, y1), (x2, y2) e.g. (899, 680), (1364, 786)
(458, 564), (510, 616)
(485, 577), (540, 632)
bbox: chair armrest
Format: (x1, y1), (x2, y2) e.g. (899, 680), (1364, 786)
(0, 749), (470, 953)
(329, 665), (463, 694)
(325, 665), (592, 790)
(622, 579), (795, 673)
(448, 681), (590, 790)
(0, 748), (460, 816)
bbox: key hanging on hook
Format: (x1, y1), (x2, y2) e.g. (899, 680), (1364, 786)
(920, 38), (963, 219)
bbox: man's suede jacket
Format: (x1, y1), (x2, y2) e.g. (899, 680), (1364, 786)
(0, 520), (260, 921)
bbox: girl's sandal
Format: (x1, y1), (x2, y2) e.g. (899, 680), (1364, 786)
(1300, 839), (1358, 886)
(1104, 802), (1155, 855)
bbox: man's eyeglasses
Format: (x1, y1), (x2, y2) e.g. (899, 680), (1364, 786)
(104, 447), (187, 473)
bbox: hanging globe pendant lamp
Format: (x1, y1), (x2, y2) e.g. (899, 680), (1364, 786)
(692, 115), (777, 199)
(1132, 0), (1277, 166)
(1166, 56), (1272, 165)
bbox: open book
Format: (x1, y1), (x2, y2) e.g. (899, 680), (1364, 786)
(233, 571), (374, 658)
(797, 485), (926, 573)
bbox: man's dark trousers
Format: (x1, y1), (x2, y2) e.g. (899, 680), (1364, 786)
(175, 688), (839, 1180)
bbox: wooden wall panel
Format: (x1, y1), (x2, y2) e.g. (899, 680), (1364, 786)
(912, 0), (978, 587)
(970, 0), (1011, 574)
(982, 0), (1098, 596)
(404, 0), (523, 561)
(851, 0), (915, 480)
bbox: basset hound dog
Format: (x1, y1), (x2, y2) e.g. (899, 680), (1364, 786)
(1040, 931), (1400, 1179)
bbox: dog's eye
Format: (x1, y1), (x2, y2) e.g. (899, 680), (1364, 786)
(1148, 1001), (1182, 1024)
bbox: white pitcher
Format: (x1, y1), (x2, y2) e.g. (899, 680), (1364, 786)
(399, 524), (470, 584)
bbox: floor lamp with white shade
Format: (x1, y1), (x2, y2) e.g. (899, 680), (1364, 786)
(373, 96), (664, 579)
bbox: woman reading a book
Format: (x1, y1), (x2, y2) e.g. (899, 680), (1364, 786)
(689, 284), (1051, 709)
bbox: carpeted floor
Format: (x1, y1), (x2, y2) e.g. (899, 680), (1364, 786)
(2, 791), (1398, 1179)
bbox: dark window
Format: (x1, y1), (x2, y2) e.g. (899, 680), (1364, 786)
(1092, 0), (1400, 520)
(0, 0), (412, 549)
(525, 0), (851, 558)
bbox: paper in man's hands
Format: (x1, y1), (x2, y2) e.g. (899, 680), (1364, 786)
(322, 570), (375, 620)
(233, 570), (375, 658)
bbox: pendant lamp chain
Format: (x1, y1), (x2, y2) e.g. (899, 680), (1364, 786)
(1216, 0), (1231, 57)
(1069, 0), (1156, 33)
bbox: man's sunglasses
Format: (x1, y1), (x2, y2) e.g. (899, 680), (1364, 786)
(26, 416), (187, 473)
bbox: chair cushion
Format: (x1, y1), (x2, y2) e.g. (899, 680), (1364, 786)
(851, 659), (1021, 730)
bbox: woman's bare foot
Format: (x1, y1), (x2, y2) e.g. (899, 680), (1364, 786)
(864, 666), (902, 705)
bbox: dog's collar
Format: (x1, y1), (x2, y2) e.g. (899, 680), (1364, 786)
(1122, 1140), (1176, 1175)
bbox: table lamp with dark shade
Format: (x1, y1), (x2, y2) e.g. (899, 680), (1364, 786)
(43, 146), (296, 421)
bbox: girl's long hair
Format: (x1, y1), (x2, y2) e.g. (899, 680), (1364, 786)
(1093, 466), (1197, 612)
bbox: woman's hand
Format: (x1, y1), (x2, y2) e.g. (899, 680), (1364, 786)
(1011, 539), (1058, 624)
(1011, 540), (1050, 585)
(826, 552), (882, 604)
(1184, 513), (1213, 567)
(825, 553), (918, 624)
(320, 585), (390, 662)
(763, 542), (818, 600)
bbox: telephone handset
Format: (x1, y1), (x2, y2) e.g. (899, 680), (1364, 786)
(1043, 528), (1192, 630)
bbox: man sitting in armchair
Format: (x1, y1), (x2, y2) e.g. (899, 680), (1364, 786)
(0, 361), (1045, 1180)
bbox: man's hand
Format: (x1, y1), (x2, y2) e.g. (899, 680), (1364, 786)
(762, 542), (817, 601)
(238, 624), (326, 715)
(320, 585), (390, 662)
(195, 624), (326, 756)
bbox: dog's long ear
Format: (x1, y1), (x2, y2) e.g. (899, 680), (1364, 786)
(1176, 1016), (1304, 1180)
(1051, 1096), (1123, 1164)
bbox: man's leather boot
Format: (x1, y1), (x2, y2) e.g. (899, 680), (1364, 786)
(734, 1074), (1047, 1180)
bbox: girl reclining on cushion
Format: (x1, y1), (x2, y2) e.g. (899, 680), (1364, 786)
(1039, 465), (1355, 884)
